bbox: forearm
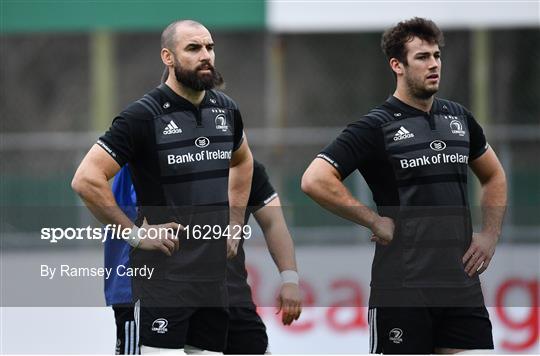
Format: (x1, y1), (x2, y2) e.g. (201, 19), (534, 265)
(302, 172), (377, 229)
(264, 207), (302, 325)
(72, 175), (134, 230)
(72, 144), (133, 230)
(479, 171), (507, 238)
(265, 224), (297, 272)
(228, 156), (253, 226)
(322, 187), (375, 228)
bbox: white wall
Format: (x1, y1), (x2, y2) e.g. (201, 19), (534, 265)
(268, 1), (540, 32)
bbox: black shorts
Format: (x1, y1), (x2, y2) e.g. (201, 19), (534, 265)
(133, 278), (229, 351)
(136, 304), (229, 351)
(224, 304), (268, 354)
(112, 304), (139, 355)
(368, 307), (494, 354)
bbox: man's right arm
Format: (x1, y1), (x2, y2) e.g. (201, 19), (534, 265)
(72, 144), (179, 255)
(301, 158), (394, 245)
(72, 144), (131, 227)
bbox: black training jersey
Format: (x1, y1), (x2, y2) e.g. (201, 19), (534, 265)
(228, 160), (277, 306)
(98, 84), (244, 282)
(319, 96), (488, 303)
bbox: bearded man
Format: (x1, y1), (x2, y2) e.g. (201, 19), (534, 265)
(72, 20), (253, 354)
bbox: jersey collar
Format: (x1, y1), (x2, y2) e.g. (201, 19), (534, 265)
(158, 83), (212, 110)
(386, 95), (440, 116)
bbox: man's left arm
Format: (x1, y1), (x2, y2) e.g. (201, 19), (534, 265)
(463, 147), (507, 277)
(254, 196), (302, 325)
(227, 138), (253, 258)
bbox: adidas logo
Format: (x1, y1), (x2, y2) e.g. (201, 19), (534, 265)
(163, 120), (182, 135)
(393, 126), (414, 141)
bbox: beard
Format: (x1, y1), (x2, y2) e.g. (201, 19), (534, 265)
(173, 60), (224, 91)
(404, 73), (439, 100)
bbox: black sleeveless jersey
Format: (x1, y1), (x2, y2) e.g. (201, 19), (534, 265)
(319, 96), (489, 306)
(98, 84), (244, 282)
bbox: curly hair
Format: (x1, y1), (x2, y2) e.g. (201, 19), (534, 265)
(381, 17), (444, 64)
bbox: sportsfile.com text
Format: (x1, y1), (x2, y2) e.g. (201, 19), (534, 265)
(40, 224), (251, 244)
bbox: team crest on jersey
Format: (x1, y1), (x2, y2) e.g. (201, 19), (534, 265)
(449, 119), (466, 136)
(215, 114), (228, 132)
(151, 318), (168, 334)
(389, 328), (403, 344)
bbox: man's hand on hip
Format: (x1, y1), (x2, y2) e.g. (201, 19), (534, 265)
(369, 215), (395, 246)
(136, 218), (182, 256)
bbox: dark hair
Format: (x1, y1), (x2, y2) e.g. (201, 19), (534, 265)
(381, 17), (444, 64)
